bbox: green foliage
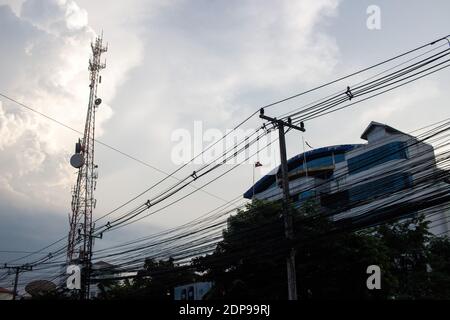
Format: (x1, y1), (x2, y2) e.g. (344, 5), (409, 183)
(375, 215), (432, 299)
(196, 200), (450, 300)
(427, 236), (450, 299)
(194, 200), (287, 299)
(98, 257), (197, 300)
(95, 200), (450, 300)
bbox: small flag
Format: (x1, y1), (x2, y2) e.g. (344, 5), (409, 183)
(254, 161), (263, 167)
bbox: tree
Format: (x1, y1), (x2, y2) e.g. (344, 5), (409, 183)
(195, 199), (450, 299)
(195, 200), (287, 299)
(98, 257), (197, 300)
(375, 215), (432, 299)
(427, 236), (450, 299)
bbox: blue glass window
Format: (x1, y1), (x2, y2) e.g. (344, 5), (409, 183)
(305, 155), (333, 168)
(349, 172), (412, 202)
(334, 153), (346, 163)
(291, 152), (346, 173)
(300, 190), (315, 201)
(347, 141), (407, 175)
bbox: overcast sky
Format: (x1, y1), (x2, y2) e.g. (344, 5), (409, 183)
(0, 0), (449, 286)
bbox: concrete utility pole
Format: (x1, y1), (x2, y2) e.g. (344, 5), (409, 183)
(259, 108), (305, 301)
(1, 264), (33, 300)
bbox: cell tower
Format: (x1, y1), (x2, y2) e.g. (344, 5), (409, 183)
(67, 34), (107, 299)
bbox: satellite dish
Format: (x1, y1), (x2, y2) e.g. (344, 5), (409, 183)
(70, 153), (85, 168)
(94, 98), (102, 106)
(25, 280), (56, 296)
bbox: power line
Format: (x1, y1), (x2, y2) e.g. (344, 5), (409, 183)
(93, 35), (450, 223)
(5, 34), (450, 277)
(0, 92), (229, 205)
(85, 121), (450, 269)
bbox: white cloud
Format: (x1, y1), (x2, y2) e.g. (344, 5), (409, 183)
(0, 0), (449, 260)
(65, 1), (87, 30)
(0, 0), (342, 228)
(87, 0), (343, 229)
(0, 0), (142, 211)
(358, 79), (441, 126)
(111, 0), (341, 152)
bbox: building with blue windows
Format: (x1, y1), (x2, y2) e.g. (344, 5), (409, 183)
(244, 121), (450, 235)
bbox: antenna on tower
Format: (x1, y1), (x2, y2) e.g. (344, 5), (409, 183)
(67, 32), (107, 300)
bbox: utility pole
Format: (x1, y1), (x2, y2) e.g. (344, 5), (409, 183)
(1, 264), (33, 300)
(259, 108), (305, 300)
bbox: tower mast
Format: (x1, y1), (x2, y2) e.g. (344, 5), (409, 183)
(67, 34), (107, 299)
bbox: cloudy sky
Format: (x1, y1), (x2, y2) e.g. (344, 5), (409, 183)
(0, 0), (449, 285)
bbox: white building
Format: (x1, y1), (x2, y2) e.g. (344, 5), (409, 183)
(174, 282), (213, 300)
(244, 121), (450, 235)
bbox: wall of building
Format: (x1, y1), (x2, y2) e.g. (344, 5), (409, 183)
(174, 282), (213, 300)
(247, 123), (450, 236)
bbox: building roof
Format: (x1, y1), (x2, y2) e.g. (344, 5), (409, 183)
(360, 121), (408, 140)
(243, 144), (361, 199)
(0, 287), (14, 294)
(92, 261), (115, 270)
